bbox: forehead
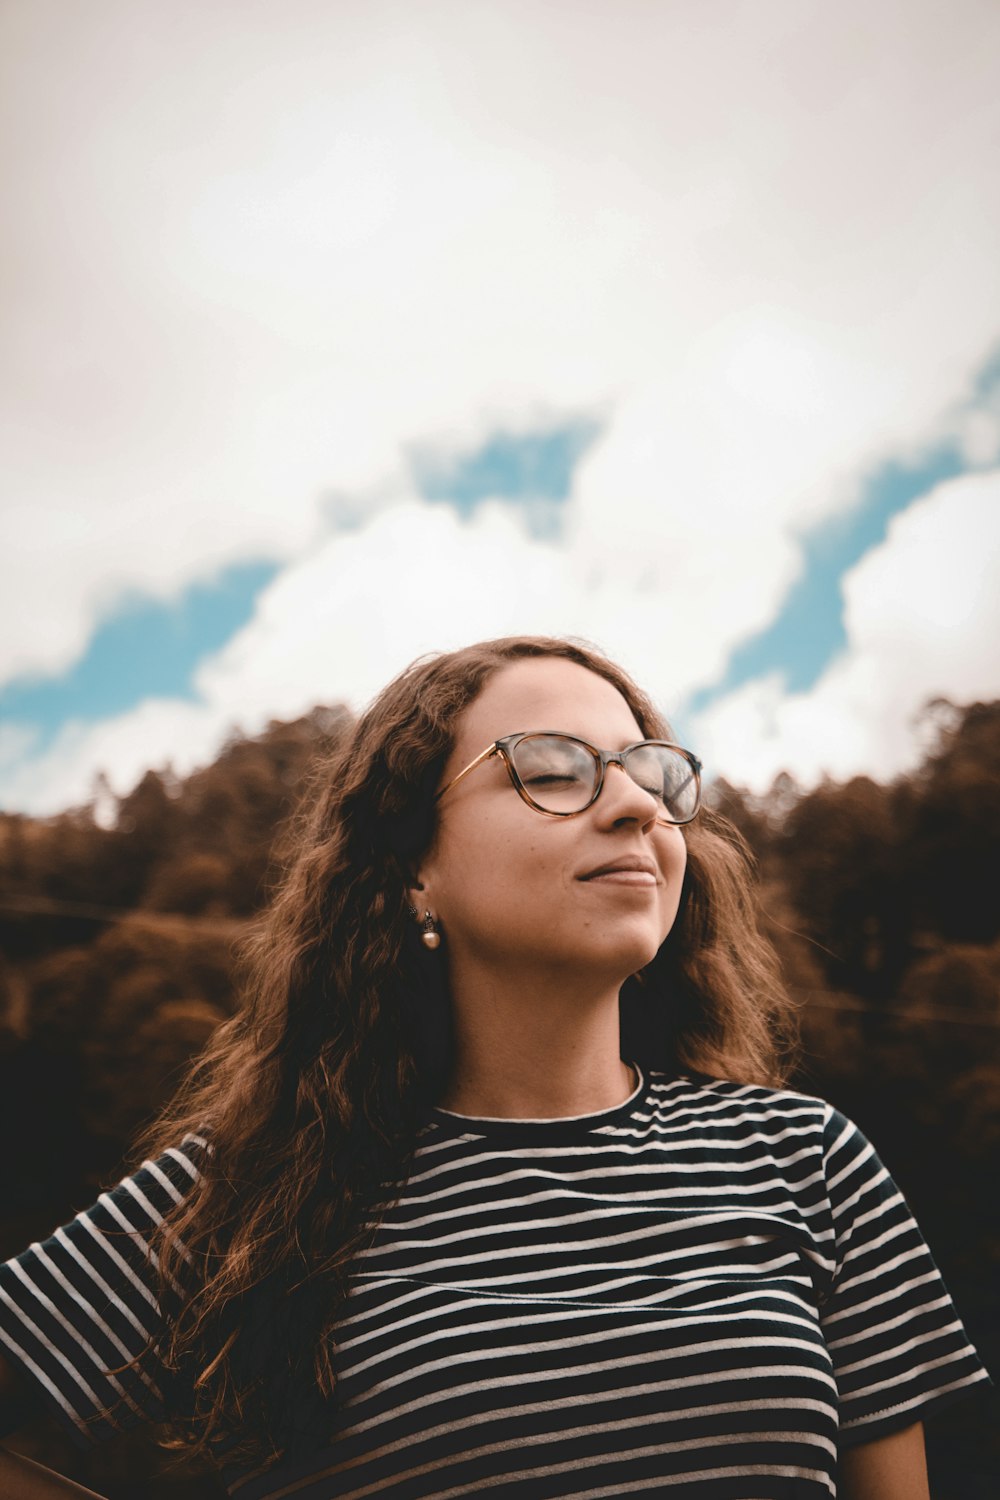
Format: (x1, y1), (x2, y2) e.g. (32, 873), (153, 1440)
(452, 657), (644, 759)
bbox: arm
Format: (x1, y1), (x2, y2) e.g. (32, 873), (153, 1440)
(838, 1420), (930, 1500)
(0, 1450), (107, 1499)
(0, 1350), (108, 1499)
(820, 1107), (988, 1493)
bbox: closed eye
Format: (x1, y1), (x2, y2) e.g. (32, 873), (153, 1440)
(524, 771), (587, 787)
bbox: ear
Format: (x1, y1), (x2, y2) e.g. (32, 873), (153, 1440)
(407, 837), (442, 913)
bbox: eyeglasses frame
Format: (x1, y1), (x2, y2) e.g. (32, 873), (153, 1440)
(435, 730), (703, 826)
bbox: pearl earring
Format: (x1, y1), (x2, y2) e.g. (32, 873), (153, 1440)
(420, 911), (441, 950)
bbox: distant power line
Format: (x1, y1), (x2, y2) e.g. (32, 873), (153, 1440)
(0, 894), (249, 937)
(790, 990), (1000, 1029)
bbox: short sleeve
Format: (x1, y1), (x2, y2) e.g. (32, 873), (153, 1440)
(819, 1105), (991, 1445)
(0, 1137), (204, 1447)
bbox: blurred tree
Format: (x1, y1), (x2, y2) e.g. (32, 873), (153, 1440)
(755, 878), (828, 993)
(18, 916), (238, 1185)
(0, 812), (118, 960)
(88, 990), (227, 1148)
(143, 852), (237, 916)
(704, 777), (771, 854)
(898, 941), (1000, 1019)
(897, 699), (1000, 947)
(779, 774), (907, 998)
(110, 769), (177, 901)
(167, 706), (350, 914)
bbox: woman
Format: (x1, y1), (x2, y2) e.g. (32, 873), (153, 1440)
(0, 636), (990, 1498)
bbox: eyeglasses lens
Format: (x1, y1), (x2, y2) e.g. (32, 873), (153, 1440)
(511, 736), (699, 822)
(623, 743), (699, 823)
(511, 736), (598, 813)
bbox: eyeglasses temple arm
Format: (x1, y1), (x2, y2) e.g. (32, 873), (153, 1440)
(435, 743), (499, 802)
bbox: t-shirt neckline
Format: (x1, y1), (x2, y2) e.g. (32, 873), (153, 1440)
(429, 1063), (647, 1140)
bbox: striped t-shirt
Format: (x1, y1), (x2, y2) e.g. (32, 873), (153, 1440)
(0, 1071), (990, 1497)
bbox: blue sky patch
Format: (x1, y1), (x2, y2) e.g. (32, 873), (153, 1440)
(0, 560), (279, 748)
(410, 419), (601, 522)
(0, 421), (604, 761)
(685, 349), (1000, 716)
(685, 446), (966, 716)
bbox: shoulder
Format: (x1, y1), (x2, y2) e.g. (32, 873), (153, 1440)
(646, 1069), (834, 1125)
(0, 1133), (211, 1445)
(107, 1131), (211, 1215)
(640, 1070), (856, 1155)
(2, 1131), (210, 1290)
(641, 1073), (880, 1192)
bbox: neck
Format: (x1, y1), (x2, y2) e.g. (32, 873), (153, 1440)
(438, 958), (635, 1119)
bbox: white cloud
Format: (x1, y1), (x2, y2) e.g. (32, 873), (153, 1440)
(2, 494), (692, 811)
(691, 469), (1000, 790)
(0, 700), (234, 816)
(14, 466), (1000, 815)
(194, 498), (576, 722)
(955, 397), (1000, 470)
(0, 722), (41, 779)
(2, 0), (1000, 805)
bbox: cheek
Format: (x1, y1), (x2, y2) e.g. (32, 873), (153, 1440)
(657, 826), (687, 877)
(659, 832), (688, 922)
(429, 814), (538, 914)
(441, 832), (572, 938)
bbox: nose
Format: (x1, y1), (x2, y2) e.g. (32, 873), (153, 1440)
(595, 759), (660, 828)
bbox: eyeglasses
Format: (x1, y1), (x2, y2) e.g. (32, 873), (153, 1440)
(436, 731), (702, 826)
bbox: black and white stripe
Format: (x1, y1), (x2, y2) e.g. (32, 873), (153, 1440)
(0, 1080), (988, 1497)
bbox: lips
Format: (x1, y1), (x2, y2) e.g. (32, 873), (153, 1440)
(579, 855), (659, 881)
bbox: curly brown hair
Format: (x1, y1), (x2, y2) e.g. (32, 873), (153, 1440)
(137, 635), (799, 1466)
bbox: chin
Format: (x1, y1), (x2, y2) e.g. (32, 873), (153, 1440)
(593, 927), (664, 981)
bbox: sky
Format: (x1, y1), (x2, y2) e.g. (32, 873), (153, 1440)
(2, 0), (999, 815)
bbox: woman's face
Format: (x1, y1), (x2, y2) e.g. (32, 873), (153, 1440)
(413, 657), (688, 985)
